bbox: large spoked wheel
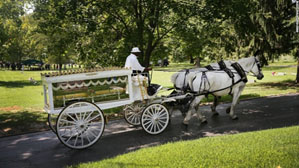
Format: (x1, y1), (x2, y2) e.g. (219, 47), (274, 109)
(141, 103), (169, 135)
(48, 114), (58, 134)
(124, 102), (146, 126)
(56, 101), (105, 149)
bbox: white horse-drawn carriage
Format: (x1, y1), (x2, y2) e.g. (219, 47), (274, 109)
(42, 54), (263, 149)
(41, 67), (171, 149)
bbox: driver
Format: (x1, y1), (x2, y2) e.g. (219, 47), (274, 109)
(125, 47), (145, 73)
(124, 47), (162, 96)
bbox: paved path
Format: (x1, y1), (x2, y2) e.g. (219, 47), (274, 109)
(0, 94), (298, 168)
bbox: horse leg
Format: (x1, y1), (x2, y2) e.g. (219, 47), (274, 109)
(168, 106), (174, 117)
(229, 86), (245, 120)
(211, 96), (220, 116)
(183, 95), (206, 125)
(226, 95), (233, 113)
(195, 96), (207, 123)
(226, 98), (242, 113)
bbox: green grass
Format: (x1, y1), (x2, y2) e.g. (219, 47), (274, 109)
(0, 58), (298, 136)
(70, 125), (299, 168)
(0, 70), (48, 136)
(0, 70), (45, 108)
(153, 62), (195, 72)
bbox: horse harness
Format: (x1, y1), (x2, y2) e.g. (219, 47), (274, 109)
(173, 69), (191, 92)
(175, 60), (248, 97)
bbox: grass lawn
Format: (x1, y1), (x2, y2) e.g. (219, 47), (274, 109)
(0, 57), (298, 136)
(0, 70), (44, 108)
(70, 125), (299, 168)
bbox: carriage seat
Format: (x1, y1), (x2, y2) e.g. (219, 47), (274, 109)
(147, 83), (162, 96)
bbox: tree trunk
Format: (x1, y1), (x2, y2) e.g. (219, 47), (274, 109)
(190, 55), (194, 64)
(144, 43), (154, 67)
(195, 57), (201, 67)
(59, 64), (62, 71)
(296, 58), (299, 83)
(134, 0), (144, 64)
(144, 28), (155, 67)
(261, 53), (268, 66)
(296, 50), (299, 83)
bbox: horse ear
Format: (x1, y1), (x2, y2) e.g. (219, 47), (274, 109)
(253, 50), (261, 57)
(254, 50), (262, 57)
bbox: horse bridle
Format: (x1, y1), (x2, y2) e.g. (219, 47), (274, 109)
(246, 57), (262, 77)
(255, 57), (262, 72)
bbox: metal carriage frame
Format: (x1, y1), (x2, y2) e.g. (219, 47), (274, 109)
(42, 69), (171, 149)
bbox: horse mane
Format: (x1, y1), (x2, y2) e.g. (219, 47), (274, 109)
(237, 56), (254, 62)
(237, 56), (255, 70)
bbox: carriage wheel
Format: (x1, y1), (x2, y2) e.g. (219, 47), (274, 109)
(56, 101), (105, 149)
(124, 103), (145, 126)
(141, 103), (169, 135)
(48, 114), (58, 134)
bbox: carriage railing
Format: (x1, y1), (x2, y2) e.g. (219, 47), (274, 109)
(51, 77), (129, 108)
(41, 68), (134, 114)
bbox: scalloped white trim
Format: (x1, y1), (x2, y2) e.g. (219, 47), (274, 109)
(53, 77), (127, 91)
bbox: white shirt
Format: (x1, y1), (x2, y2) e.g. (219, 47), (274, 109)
(125, 53), (145, 71)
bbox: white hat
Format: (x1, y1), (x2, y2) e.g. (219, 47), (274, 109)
(131, 47), (141, 53)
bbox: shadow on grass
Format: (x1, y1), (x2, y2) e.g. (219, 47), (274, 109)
(250, 80), (299, 91)
(263, 65), (296, 71)
(0, 80), (41, 88)
(0, 110), (48, 137)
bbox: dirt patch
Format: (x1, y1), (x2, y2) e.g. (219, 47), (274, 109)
(0, 106), (23, 112)
(0, 123), (49, 137)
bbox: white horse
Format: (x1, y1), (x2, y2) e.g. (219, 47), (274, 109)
(181, 56), (264, 125)
(170, 60), (234, 115)
(171, 60), (234, 90)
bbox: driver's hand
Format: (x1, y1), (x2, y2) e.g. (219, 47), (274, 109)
(145, 67), (152, 71)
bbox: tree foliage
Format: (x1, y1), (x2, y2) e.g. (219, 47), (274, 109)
(0, 0), (298, 74)
(0, 0), (25, 62)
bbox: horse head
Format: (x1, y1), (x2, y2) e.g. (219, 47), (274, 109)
(238, 54), (264, 80)
(251, 55), (264, 80)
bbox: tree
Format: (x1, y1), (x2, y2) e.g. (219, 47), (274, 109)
(296, 48), (299, 83)
(33, 0), (197, 67)
(0, 0), (26, 62)
(33, 0), (77, 69)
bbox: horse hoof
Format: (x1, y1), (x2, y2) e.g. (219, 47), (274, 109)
(201, 119), (208, 124)
(182, 121), (189, 126)
(212, 112), (219, 116)
(231, 115), (238, 120)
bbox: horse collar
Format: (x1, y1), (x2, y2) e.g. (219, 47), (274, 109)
(231, 62), (248, 83)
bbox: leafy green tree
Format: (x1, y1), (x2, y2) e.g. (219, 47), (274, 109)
(33, 0), (197, 67)
(0, 0), (26, 63)
(33, 0), (76, 69)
